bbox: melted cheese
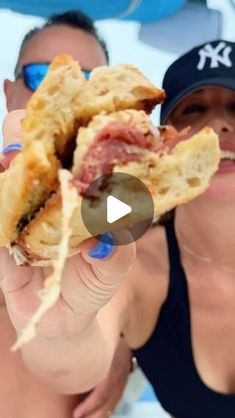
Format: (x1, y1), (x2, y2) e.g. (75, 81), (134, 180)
(12, 169), (78, 351)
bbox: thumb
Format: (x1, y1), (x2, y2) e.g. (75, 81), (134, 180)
(81, 232), (136, 284)
(1, 109), (26, 169)
(60, 233), (136, 317)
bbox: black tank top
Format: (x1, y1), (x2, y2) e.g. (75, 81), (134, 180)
(133, 216), (235, 418)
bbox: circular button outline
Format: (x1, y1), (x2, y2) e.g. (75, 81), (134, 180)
(81, 172), (154, 245)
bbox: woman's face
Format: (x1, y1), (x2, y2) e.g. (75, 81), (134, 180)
(168, 86), (235, 200)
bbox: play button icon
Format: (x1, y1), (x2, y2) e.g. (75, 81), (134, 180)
(81, 172), (154, 245)
(107, 196), (132, 224)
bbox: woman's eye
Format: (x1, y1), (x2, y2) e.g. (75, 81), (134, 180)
(182, 104), (206, 115)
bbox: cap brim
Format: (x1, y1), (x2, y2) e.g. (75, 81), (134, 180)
(160, 77), (235, 124)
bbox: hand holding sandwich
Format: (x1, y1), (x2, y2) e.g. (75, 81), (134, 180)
(0, 56), (220, 393)
(0, 109), (136, 390)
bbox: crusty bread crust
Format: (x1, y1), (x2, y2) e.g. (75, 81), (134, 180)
(12, 127), (220, 266)
(0, 58), (165, 248)
(0, 141), (60, 246)
(22, 54), (86, 157)
(113, 127), (220, 214)
(11, 193), (86, 266)
(0, 55), (86, 246)
(75, 64), (165, 124)
(0, 56), (220, 264)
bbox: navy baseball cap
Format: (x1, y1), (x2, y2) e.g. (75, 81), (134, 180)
(160, 40), (235, 124)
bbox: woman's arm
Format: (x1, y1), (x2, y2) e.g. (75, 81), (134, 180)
(0, 110), (136, 394)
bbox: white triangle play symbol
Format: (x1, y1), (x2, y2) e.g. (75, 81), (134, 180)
(107, 195), (132, 224)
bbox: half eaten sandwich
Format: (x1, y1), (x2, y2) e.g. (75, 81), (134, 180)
(0, 55), (220, 266)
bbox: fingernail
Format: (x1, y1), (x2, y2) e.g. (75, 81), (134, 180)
(89, 233), (114, 259)
(3, 143), (22, 154)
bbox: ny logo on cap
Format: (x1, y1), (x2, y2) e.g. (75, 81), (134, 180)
(197, 42), (232, 71)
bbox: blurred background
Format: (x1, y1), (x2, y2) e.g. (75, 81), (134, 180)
(1, 0), (235, 132)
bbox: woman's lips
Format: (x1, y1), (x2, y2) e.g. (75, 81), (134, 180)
(218, 159), (235, 173)
(217, 150), (235, 174)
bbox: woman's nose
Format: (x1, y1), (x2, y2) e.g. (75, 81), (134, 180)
(208, 117), (234, 135)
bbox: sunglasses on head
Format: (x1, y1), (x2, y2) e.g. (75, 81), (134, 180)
(15, 62), (91, 91)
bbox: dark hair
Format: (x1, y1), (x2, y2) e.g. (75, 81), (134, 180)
(14, 10), (109, 76)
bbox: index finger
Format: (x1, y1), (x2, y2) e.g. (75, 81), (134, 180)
(1, 109), (26, 169)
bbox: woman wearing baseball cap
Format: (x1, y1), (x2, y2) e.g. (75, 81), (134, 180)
(136, 39), (235, 417)
(2, 40), (235, 418)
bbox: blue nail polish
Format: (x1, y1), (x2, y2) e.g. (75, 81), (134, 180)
(3, 143), (22, 154)
(89, 233), (114, 259)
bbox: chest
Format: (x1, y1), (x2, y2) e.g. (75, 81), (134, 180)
(188, 272), (235, 395)
(134, 257), (235, 397)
